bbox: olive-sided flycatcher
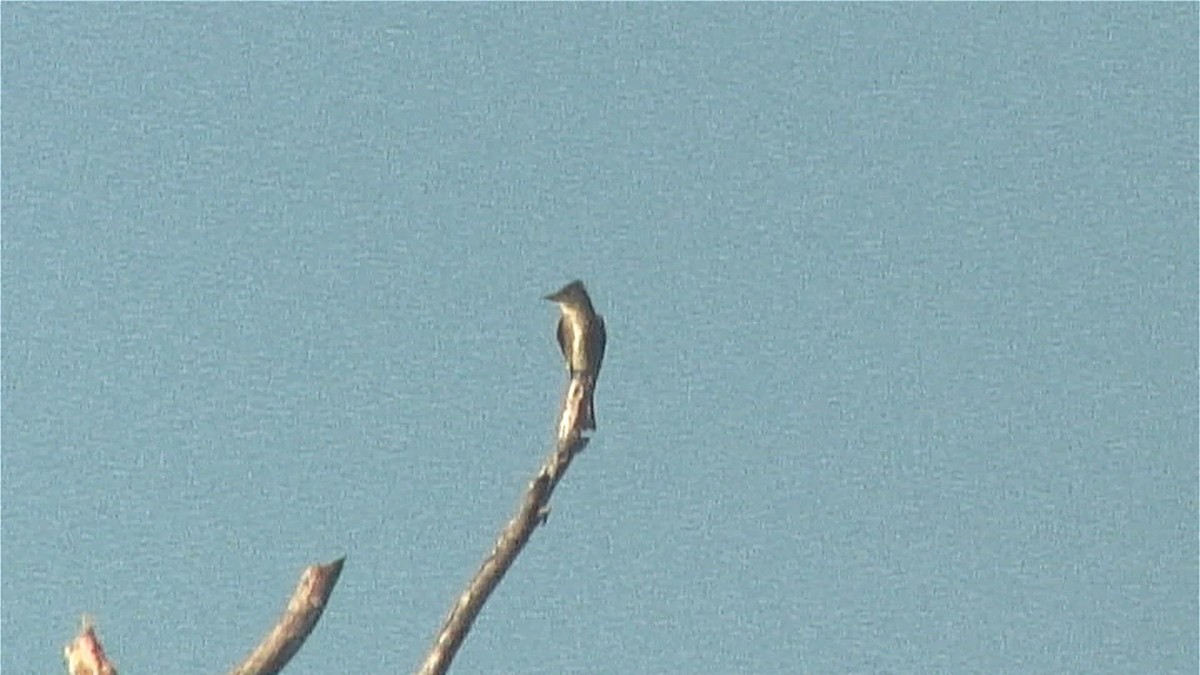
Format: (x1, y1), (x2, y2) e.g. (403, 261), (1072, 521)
(544, 280), (606, 430)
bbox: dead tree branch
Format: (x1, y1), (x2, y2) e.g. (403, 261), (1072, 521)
(228, 557), (347, 675)
(416, 373), (598, 675)
(63, 616), (117, 675)
(64, 557), (345, 675)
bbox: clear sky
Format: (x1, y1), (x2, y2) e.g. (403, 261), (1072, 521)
(4, 4), (1196, 674)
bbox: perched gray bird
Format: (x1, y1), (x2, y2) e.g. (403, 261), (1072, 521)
(544, 280), (606, 430)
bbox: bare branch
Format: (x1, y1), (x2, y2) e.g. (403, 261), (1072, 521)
(228, 557), (347, 675)
(416, 374), (598, 675)
(64, 616), (117, 675)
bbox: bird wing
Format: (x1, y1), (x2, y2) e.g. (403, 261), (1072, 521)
(593, 314), (606, 377)
(556, 317), (570, 367)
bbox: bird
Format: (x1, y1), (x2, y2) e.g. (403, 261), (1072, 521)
(544, 280), (606, 430)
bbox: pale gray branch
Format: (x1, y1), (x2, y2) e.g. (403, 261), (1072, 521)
(228, 557), (346, 675)
(416, 374), (597, 675)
